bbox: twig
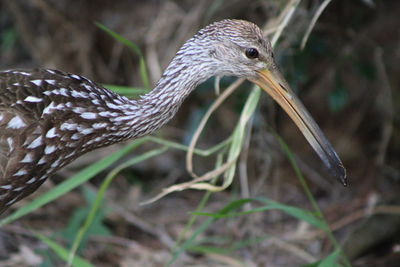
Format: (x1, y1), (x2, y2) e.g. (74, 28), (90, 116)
(239, 116), (254, 211)
(271, 0), (301, 47)
(373, 48), (394, 166)
(301, 0), (332, 50)
(186, 78), (244, 177)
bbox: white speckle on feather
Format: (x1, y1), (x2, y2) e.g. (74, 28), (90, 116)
(42, 102), (56, 115)
(81, 83), (93, 91)
(7, 115), (26, 129)
(20, 153), (33, 163)
(92, 99), (100, 105)
(6, 198), (18, 206)
(0, 185), (12, 190)
(106, 102), (120, 110)
(7, 137), (14, 151)
(71, 90), (88, 98)
(45, 79), (56, 85)
(31, 79), (43, 86)
(71, 133), (81, 140)
(27, 136), (43, 149)
(80, 112), (97, 120)
(73, 107), (86, 114)
(38, 157), (46, 165)
(81, 128), (94, 135)
(15, 71), (31, 76)
(14, 169), (27, 176)
(92, 123), (108, 129)
(26, 177), (37, 184)
(13, 186), (25, 192)
(24, 96), (43, 103)
(44, 145), (56, 154)
(46, 127), (58, 138)
(60, 122), (77, 131)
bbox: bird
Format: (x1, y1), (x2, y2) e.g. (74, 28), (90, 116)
(0, 19), (346, 214)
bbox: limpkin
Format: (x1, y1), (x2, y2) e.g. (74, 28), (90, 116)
(0, 20), (346, 214)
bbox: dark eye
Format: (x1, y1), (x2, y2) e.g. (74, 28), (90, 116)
(245, 48), (259, 59)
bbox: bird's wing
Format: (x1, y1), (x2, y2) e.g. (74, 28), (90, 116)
(0, 69), (124, 213)
(0, 70), (50, 212)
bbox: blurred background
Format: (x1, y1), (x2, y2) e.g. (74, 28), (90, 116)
(0, 0), (399, 266)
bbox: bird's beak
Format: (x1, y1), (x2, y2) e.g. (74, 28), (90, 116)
(250, 68), (347, 186)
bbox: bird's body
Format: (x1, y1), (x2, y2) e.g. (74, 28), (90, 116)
(0, 20), (346, 214)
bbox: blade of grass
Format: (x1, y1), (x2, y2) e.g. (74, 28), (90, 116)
(0, 139), (146, 226)
(167, 197), (252, 266)
(96, 23), (150, 89)
(301, 0), (332, 50)
(319, 249), (341, 267)
(192, 198), (326, 230)
(103, 84), (147, 96)
(34, 232), (94, 267)
(148, 135), (231, 157)
(222, 86), (260, 188)
(167, 217), (214, 267)
(186, 78), (244, 177)
(270, 0), (301, 46)
(172, 153), (224, 252)
(68, 146), (168, 266)
(276, 135), (351, 267)
(186, 245), (229, 255)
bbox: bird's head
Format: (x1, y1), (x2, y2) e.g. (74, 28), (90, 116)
(188, 19), (347, 185)
(193, 19), (276, 79)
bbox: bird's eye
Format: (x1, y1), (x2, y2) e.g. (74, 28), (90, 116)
(245, 48), (259, 59)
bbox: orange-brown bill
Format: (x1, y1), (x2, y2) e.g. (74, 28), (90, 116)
(250, 68), (347, 186)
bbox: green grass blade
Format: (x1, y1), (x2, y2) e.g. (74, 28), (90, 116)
(169, 153), (225, 267)
(192, 198), (326, 230)
(148, 136), (231, 157)
(166, 217), (214, 266)
(0, 139), (146, 226)
(96, 23), (150, 89)
(167, 197), (253, 265)
(319, 249), (341, 267)
(187, 245), (229, 255)
(34, 232), (94, 267)
(255, 197), (327, 229)
(103, 84), (147, 96)
(276, 136), (351, 266)
(68, 146), (168, 265)
(223, 86), (260, 188)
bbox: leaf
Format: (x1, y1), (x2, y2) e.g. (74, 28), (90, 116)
(255, 197), (327, 230)
(168, 198), (253, 265)
(103, 84), (147, 96)
(60, 187), (111, 251)
(67, 147), (168, 265)
(34, 233), (93, 267)
(319, 249), (341, 267)
(193, 197), (326, 230)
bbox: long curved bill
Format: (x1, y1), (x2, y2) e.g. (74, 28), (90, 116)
(250, 68), (347, 186)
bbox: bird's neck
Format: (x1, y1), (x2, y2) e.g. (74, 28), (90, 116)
(120, 53), (215, 139)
